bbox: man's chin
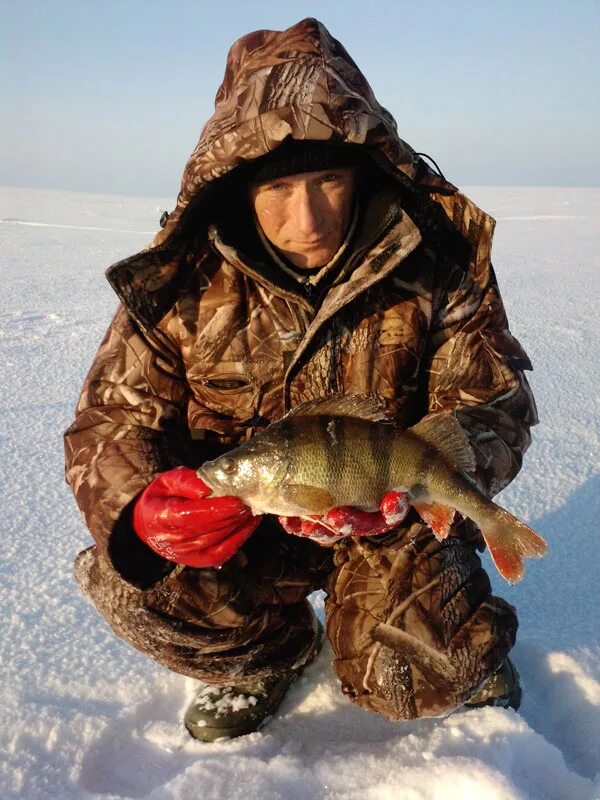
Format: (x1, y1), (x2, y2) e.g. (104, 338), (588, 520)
(285, 248), (336, 270)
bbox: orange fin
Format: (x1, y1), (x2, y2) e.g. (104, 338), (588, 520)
(282, 484), (334, 515)
(481, 508), (548, 584)
(413, 502), (455, 540)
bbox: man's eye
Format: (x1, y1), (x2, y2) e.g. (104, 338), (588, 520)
(319, 174), (340, 185)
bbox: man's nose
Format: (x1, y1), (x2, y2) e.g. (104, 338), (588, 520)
(294, 186), (321, 235)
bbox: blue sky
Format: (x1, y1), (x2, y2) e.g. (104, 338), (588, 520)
(2, 0), (599, 196)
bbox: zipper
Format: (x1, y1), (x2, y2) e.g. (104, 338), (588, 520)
(282, 301), (311, 411)
(281, 201), (407, 411)
(292, 303), (308, 337)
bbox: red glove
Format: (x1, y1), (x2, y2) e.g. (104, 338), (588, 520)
(279, 491), (410, 544)
(132, 467), (261, 568)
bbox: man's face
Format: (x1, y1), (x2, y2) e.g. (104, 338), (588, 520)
(250, 168), (356, 269)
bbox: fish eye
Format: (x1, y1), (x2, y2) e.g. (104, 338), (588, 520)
(220, 457), (236, 475)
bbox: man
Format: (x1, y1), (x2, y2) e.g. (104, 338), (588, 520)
(65, 18), (537, 742)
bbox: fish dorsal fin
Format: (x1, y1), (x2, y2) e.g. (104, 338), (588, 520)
(286, 393), (391, 422)
(410, 412), (476, 473)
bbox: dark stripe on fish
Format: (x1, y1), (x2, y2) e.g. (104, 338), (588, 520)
(324, 416), (344, 479)
(403, 430), (437, 485)
(369, 420), (389, 493)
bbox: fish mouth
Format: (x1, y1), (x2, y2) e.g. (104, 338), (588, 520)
(196, 466), (217, 495)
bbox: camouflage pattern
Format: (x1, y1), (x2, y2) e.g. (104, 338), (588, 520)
(65, 18), (537, 720)
(74, 520), (331, 683)
(327, 522), (518, 719)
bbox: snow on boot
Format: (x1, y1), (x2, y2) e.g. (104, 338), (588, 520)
(465, 657), (522, 710)
(184, 619), (323, 741)
(184, 671), (299, 741)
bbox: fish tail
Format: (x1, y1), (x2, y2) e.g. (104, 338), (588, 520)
(481, 507), (548, 584)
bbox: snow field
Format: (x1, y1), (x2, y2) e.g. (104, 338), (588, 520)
(1, 185), (598, 799)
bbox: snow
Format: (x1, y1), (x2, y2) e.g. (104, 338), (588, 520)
(1, 184), (599, 799)
(191, 685), (258, 716)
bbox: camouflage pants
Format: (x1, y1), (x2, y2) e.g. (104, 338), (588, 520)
(74, 517), (517, 720)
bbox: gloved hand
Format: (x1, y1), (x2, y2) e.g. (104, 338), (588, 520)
(132, 467), (261, 568)
(278, 490), (410, 544)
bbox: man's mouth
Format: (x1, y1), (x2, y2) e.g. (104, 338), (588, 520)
(293, 237), (329, 247)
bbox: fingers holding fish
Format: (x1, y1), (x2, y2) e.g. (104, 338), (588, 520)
(278, 515), (343, 544)
(380, 491), (411, 526)
(277, 490), (410, 544)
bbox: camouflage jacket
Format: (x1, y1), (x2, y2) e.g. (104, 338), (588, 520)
(64, 18), (537, 586)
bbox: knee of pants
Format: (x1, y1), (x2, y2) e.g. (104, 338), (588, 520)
(328, 636), (464, 721)
(73, 546), (183, 654)
(327, 591), (518, 721)
(325, 602), (451, 720)
(324, 531), (518, 721)
(73, 546), (323, 683)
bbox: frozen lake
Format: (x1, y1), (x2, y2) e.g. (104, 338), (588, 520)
(1, 185), (598, 799)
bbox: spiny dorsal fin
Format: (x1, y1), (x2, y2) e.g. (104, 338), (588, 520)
(285, 393), (391, 423)
(410, 412), (476, 473)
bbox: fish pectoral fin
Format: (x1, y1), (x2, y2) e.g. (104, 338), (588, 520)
(281, 484), (335, 515)
(410, 413), (476, 473)
(413, 502), (455, 540)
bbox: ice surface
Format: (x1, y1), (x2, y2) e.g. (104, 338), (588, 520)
(1, 185), (599, 799)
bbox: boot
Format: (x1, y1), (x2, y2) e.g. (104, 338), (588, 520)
(465, 657), (522, 710)
(184, 620), (323, 742)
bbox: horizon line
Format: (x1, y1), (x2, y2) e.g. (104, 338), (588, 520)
(2, 182), (600, 202)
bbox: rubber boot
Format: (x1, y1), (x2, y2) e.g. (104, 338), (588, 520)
(465, 657), (522, 710)
(184, 620), (323, 742)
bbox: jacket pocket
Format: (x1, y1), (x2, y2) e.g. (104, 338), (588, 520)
(187, 361), (258, 435)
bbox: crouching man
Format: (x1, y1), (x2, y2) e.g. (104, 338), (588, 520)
(65, 18), (536, 741)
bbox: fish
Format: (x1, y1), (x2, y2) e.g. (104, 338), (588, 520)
(197, 394), (548, 583)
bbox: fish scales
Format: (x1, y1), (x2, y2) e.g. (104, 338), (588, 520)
(285, 417), (393, 509)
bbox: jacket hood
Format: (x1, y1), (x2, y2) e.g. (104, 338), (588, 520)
(107, 18), (495, 334)
(153, 17), (457, 247)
